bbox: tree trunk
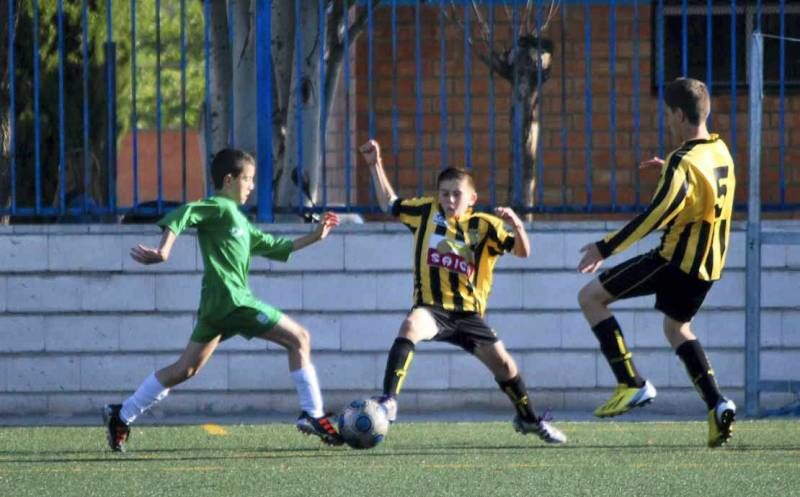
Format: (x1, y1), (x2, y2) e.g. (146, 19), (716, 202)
(516, 85), (541, 216)
(232, 0), (256, 156)
(508, 94), (537, 212)
(270, 0), (295, 185)
(208, 0), (232, 159)
(274, 0), (322, 214)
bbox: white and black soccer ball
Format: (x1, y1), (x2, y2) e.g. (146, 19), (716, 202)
(338, 398), (390, 449)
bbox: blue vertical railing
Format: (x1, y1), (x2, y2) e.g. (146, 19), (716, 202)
(489, 3), (497, 206)
(583, 0), (593, 211)
(511, 0), (521, 205)
(535, 0), (545, 211)
(414, 0), (423, 196)
(255, 0), (272, 222)
(609, 0), (617, 210)
(633, 0), (641, 208)
(440, 0), (447, 171)
(180, 0), (188, 205)
(32, 0), (42, 215)
(730, 0), (737, 161)
(81, 0), (91, 215)
(155, 0), (164, 215)
(8, 0), (16, 215)
(57, 0), (66, 213)
(319, 0), (328, 210)
(293, 0), (303, 214)
(779, 0), (786, 208)
(130, 0), (139, 209)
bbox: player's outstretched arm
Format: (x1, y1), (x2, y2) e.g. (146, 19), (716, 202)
(130, 229), (177, 265)
(359, 140), (398, 213)
(494, 207), (530, 258)
(291, 211), (340, 252)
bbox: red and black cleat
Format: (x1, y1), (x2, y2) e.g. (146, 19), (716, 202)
(295, 411), (344, 446)
(103, 404), (131, 453)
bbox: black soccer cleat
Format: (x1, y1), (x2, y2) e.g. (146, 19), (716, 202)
(103, 404), (131, 452)
(295, 411), (344, 446)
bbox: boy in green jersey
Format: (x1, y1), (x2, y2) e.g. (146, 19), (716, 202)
(104, 149), (343, 451)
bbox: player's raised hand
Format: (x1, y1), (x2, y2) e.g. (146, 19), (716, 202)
(494, 206), (523, 227)
(315, 211), (340, 240)
(639, 156), (665, 170)
(577, 243), (605, 274)
(359, 140), (381, 166)
(130, 244), (168, 265)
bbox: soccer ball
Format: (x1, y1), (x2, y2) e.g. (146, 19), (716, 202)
(338, 398), (390, 449)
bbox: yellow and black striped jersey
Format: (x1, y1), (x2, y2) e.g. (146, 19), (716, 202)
(392, 197), (516, 315)
(596, 134), (735, 281)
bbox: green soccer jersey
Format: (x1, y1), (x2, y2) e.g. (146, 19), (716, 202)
(157, 196), (294, 323)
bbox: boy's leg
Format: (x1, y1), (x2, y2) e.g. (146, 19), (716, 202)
(382, 307), (439, 397)
(105, 337), (220, 452)
(579, 279), (645, 388)
(122, 337), (220, 422)
(256, 314), (341, 446)
(664, 317), (735, 447)
(377, 307), (439, 422)
(578, 254), (665, 418)
(258, 315), (321, 415)
(473, 341), (566, 444)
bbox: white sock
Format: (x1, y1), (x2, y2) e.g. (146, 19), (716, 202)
(290, 365), (324, 418)
(120, 372), (170, 424)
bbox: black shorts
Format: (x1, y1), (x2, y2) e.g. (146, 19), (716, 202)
(599, 251), (713, 323)
(415, 305), (499, 353)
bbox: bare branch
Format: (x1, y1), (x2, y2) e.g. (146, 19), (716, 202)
(443, 1), (511, 80)
(543, 0), (561, 33)
(470, 0), (492, 49)
(525, 0), (534, 36)
(526, 0), (560, 37)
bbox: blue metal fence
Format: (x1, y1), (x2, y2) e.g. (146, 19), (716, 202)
(2, 0), (798, 222)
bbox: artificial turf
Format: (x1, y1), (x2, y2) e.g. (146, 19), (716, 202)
(1, 419), (798, 497)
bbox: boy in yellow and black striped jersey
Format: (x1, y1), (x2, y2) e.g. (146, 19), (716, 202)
(359, 140), (566, 444)
(577, 78), (736, 447)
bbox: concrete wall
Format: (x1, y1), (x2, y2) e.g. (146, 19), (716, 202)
(1, 222), (799, 420)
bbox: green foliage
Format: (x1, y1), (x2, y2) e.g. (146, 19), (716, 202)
(111, 0), (205, 130)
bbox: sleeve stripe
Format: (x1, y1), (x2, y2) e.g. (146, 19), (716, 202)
(651, 178), (688, 229)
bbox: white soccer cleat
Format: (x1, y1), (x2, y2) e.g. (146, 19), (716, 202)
(708, 397), (736, 448)
(513, 415), (567, 444)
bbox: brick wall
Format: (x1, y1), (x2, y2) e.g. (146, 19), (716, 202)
(354, 4), (800, 210)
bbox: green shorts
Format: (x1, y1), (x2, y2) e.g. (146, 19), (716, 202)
(191, 304), (284, 343)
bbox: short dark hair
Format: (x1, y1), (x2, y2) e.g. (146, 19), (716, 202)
(210, 149), (255, 189)
(664, 77), (710, 126)
(437, 167), (475, 189)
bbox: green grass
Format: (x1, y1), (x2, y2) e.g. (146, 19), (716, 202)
(1, 420), (798, 497)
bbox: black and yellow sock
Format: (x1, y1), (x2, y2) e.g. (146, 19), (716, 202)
(382, 337), (415, 397)
(592, 316), (644, 388)
(497, 375), (538, 422)
(676, 339), (721, 410)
